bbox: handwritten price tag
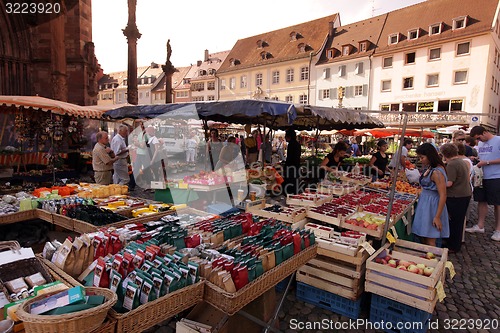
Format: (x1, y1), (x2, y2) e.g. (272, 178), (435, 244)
(445, 261), (456, 280)
(390, 226), (399, 239)
(386, 232), (396, 244)
(360, 241), (375, 255)
(436, 280), (446, 302)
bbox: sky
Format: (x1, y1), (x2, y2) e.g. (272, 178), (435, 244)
(92, 0), (426, 73)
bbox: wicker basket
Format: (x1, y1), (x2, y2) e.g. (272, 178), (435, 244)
(35, 209), (53, 223)
(52, 214), (75, 232)
(204, 244), (317, 315)
(109, 280), (204, 333)
(37, 255), (82, 287)
(72, 219), (99, 234)
(90, 317), (116, 333)
(16, 287), (117, 333)
(0, 209), (37, 225)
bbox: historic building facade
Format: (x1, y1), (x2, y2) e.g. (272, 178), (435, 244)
(0, 0), (101, 105)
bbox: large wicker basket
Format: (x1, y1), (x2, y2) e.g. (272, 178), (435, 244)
(0, 209), (37, 225)
(52, 213), (75, 232)
(204, 244), (317, 315)
(109, 280), (204, 333)
(35, 209), (53, 223)
(16, 287), (117, 333)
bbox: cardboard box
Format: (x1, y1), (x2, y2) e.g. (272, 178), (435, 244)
(30, 286), (86, 315)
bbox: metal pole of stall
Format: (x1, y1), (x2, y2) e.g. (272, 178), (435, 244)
(381, 112), (409, 246)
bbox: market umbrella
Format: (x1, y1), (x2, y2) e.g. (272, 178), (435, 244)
(103, 99), (297, 128)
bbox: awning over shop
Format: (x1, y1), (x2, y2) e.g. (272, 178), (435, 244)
(354, 127), (435, 138)
(0, 95), (117, 119)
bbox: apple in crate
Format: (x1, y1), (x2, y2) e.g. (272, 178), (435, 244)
(416, 263), (426, 275)
(407, 265), (419, 274)
(425, 252), (436, 260)
(397, 265), (407, 271)
(399, 260), (411, 268)
(423, 266), (434, 276)
(388, 259), (398, 268)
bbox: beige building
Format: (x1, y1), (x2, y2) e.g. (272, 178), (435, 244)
(190, 50), (230, 102)
(217, 14), (340, 104)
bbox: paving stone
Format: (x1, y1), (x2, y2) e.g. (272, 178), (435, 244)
(446, 304), (458, 313)
(289, 307), (299, 316)
(301, 306), (312, 315)
(472, 299), (484, 306)
(307, 313), (319, 322)
(304, 302), (315, 309)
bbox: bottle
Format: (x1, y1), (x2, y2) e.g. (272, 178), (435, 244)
(353, 162), (361, 175)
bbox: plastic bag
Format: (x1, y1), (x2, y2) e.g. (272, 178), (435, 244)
(473, 165), (483, 187)
(405, 168), (421, 183)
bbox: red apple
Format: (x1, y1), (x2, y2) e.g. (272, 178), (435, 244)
(425, 252), (436, 260)
(397, 265), (407, 271)
(407, 265), (419, 274)
(388, 259), (398, 268)
(399, 260), (411, 268)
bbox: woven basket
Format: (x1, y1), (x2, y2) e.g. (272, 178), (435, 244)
(37, 255), (82, 287)
(72, 219), (99, 234)
(52, 214), (75, 232)
(0, 209), (37, 225)
(90, 317), (116, 333)
(109, 280), (204, 333)
(204, 244), (317, 315)
(35, 209), (53, 223)
(16, 287), (117, 333)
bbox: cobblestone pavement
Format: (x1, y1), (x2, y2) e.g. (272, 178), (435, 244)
(131, 188), (500, 333)
(275, 201), (500, 333)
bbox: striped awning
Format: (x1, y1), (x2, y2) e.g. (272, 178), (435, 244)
(0, 95), (114, 119)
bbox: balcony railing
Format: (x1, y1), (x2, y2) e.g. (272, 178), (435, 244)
(376, 112), (469, 127)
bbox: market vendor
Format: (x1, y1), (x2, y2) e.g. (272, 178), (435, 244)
(111, 124), (130, 186)
(369, 139), (389, 181)
(320, 141), (348, 173)
(92, 131), (119, 185)
(284, 129), (301, 194)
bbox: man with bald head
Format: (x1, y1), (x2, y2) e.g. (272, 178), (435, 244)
(92, 131), (119, 185)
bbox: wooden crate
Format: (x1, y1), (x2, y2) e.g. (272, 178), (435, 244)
(245, 199), (307, 223)
(297, 242), (368, 300)
(340, 211), (389, 239)
(317, 183), (358, 196)
(365, 241), (448, 313)
(306, 207), (355, 227)
(286, 193), (332, 207)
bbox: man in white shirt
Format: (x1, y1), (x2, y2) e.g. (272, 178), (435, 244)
(111, 124), (130, 185)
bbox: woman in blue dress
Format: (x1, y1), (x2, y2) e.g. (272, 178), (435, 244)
(412, 143), (450, 246)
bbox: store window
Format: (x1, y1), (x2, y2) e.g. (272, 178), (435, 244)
(418, 101), (434, 112)
(402, 102), (417, 112)
(380, 104), (390, 111)
(451, 99), (463, 111)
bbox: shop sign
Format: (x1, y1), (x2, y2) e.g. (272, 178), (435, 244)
(417, 101), (434, 112)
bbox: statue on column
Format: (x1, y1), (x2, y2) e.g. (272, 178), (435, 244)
(166, 39), (172, 65)
(162, 39), (177, 104)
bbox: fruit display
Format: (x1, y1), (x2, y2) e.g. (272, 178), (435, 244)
(247, 201), (307, 223)
(332, 190), (383, 207)
(184, 171), (227, 185)
(317, 182), (357, 196)
(286, 191), (331, 207)
(0, 192), (35, 215)
(389, 180), (421, 195)
(344, 212), (386, 231)
(340, 172), (371, 185)
(373, 251), (437, 276)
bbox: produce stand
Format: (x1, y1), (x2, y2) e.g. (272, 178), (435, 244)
(365, 240), (449, 313)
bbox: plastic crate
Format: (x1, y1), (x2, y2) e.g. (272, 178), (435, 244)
(275, 274), (294, 293)
(207, 203), (240, 217)
(370, 295), (432, 333)
(296, 282), (363, 319)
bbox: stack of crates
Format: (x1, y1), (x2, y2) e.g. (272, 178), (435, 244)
(370, 294), (432, 333)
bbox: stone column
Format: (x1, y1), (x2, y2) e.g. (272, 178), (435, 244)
(50, 11), (68, 101)
(162, 39), (176, 104)
(122, 0), (141, 105)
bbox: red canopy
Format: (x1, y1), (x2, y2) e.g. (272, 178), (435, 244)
(354, 128), (434, 138)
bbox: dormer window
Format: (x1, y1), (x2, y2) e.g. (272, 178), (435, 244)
(260, 51), (273, 60)
(256, 40), (268, 48)
(408, 29), (419, 40)
(429, 23), (442, 35)
(342, 45), (351, 56)
(199, 70), (207, 76)
(298, 43), (307, 53)
(453, 16), (467, 30)
(359, 41), (367, 52)
(208, 68), (216, 75)
(327, 49), (334, 59)
(388, 33), (399, 45)
(289, 31), (302, 41)
(229, 58), (240, 66)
